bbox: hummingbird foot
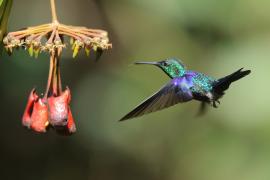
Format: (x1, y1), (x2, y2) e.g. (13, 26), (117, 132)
(212, 100), (220, 108)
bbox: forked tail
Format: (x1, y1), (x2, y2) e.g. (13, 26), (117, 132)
(213, 68), (251, 95)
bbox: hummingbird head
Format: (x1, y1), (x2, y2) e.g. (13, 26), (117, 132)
(135, 58), (186, 78)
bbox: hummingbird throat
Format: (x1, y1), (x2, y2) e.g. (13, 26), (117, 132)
(163, 63), (185, 78)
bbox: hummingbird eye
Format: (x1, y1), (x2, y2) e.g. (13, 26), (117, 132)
(161, 61), (168, 66)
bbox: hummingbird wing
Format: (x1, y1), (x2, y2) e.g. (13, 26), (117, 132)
(119, 78), (194, 121)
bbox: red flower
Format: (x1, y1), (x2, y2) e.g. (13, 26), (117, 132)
(22, 89), (49, 133)
(22, 52), (76, 135)
(22, 88), (76, 134)
(30, 98), (48, 133)
(48, 88), (70, 126)
(54, 107), (76, 136)
(48, 88), (76, 135)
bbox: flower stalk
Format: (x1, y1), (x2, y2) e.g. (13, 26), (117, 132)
(50, 0), (58, 23)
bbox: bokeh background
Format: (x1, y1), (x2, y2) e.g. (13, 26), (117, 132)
(0, 0), (270, 179)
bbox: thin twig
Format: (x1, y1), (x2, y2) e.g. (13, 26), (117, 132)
(50, 0), (58, 23)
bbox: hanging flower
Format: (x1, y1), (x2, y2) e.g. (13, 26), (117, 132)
(22, 89), (49, 133)
(20, 48), (80, 134)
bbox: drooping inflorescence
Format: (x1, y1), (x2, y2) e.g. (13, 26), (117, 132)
(3, 0), (112, 135)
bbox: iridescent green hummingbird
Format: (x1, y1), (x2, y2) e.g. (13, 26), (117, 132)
(120, 58), (251, 121)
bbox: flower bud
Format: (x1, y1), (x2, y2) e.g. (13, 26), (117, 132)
(55, 108), (76, 135)
(48, 88), (71, 126)
(22, 89), (38, 128)
(30, 98), (49, 133)
(67, 108), (76, 133)
(22, 89), (49, 133)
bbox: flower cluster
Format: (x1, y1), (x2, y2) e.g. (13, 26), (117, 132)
(3, 11), (111, 134)
(22, 51), (77, 135)
(22, 88), (75, 135)
(3, 22), (112, 58)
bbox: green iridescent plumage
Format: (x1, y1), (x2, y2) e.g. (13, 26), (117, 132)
(159, 58), (186, 78)
(191, 73), (215, 94)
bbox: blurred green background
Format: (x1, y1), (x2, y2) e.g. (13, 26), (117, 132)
(1, 0), (270, 179)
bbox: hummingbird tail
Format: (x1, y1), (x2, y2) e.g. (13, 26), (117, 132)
(213, 68), (251, 95)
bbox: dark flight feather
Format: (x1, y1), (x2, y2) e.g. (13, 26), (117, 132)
(213, 68), (251, 95)
(120, 79), (193, 121)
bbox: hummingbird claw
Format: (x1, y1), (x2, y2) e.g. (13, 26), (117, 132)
(213, 101), (218, 108)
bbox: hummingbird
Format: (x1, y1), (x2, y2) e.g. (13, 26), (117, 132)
(120, 58), (251, 121)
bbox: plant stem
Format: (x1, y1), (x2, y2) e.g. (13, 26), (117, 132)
(44, 52), (55, 98)
(52, 55), (58, 95)
(56, 57), (62, 94)
(50, 0), (58, 23)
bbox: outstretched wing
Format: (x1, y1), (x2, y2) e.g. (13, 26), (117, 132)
(120, 78), (194, 121)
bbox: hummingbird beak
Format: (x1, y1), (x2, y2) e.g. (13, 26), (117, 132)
(134, 61), (159, 65)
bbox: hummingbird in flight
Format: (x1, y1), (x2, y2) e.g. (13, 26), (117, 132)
(120, 58), (251, 121)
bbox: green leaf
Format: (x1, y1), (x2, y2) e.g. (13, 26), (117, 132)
(34, 48), (40, 58)
(85, 47), (90, 57)
(0, 0), (13, 55)
(28, 45), (33, 57)
(72, 45), (80, 58)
